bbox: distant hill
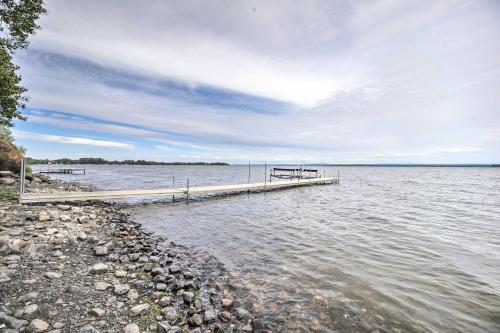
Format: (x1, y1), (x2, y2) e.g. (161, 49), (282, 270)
(27, 157), (228, 166)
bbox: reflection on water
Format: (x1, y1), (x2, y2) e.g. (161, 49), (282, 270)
(46, 165), (500, 332)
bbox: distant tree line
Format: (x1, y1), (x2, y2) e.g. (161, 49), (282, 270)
(26, 157), (228, 166)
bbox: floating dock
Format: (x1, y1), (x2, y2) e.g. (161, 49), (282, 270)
(38, 168), (86, 175)
(19, 177), (337, 204)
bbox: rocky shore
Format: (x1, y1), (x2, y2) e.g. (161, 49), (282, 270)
(0, 172), (254, 333)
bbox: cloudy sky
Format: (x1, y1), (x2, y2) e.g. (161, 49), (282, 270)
(12, 0), (500, 163)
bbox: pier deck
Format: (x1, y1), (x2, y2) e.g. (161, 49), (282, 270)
(38, 168), (86, 175)
(20, 177), (337, 204)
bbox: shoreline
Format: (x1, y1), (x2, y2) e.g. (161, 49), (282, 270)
(0, 172), (254, 333)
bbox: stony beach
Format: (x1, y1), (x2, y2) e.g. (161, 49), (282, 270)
(0, 171), (254, 333)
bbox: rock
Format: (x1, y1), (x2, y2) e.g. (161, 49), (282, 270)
(128, 303), (150, 316)
(53, 322), (65, 329)
(127, 289), (139, 302)
(59, 214), (71, 222)
(151, 267), (163, 276)
(123, 323), (140, 333)
(143, 263), (153, 272)
(0, 178), (15, 185)
(169, 265), (181, 274)
(38, 211), (50, 222)
(94, 246), (109, 256)
(27, 318), (49, 332)
(114, 284), (130, 295)
(183, 271), (193, 279)
(183, 292), (194, 303)
(219, 311), (231, 321)
(188, 314), (203, 326)
(158, 296), (171, 307)
(56, 204), (71, 211)
(160, 307), (177, 322)
(23, 304), (39, 316)
(155, 283), (167, 291)
(236, 307), (250, 319)
(222, 298), (233, 307)
(89, 308), (105, 317)
(89, 263), (108, 274)
(95, 281), (111, 291)
(0, 311), (28, 329)
(190, 329), (201, 333)
(204, 307), (216, 322)
(44, 272), (61, 279)
(115, 270), (127, 277)
(0, 170), (14, 177)
(156, 321), (171, 333)
(79, 324), (101, 333)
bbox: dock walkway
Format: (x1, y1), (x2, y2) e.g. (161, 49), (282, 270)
(20, 177), (337, 204)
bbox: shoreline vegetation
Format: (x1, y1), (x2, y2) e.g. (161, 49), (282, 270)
(26, 157), (229, 166)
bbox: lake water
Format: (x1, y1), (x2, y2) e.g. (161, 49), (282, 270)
(39, 165), (500, 332)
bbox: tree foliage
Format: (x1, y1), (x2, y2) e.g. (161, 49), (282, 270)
(0, 0), (46, 127)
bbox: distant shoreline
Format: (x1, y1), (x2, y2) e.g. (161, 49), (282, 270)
(27, 157), (228, 166)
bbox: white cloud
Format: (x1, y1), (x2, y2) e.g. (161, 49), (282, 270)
(12, 0), (500, 163)
(13, 130), (135, 149)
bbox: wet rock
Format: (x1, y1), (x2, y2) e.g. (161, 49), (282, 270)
(27, 318), (49, 332)
(0, 171), (13, 177)
(128, 304), (150, 317)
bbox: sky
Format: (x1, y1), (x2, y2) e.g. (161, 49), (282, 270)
(11, 0), (500, 164)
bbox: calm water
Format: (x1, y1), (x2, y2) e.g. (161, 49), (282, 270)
(42, 165), (500, 332)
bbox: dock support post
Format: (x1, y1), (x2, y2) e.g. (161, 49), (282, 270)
(247, 163), (250, 193)
(172, 176), (175, 202)
(186, 178), (189, 204)
(264, 163), (267, 191)
(338, 170), (340, 184)
(18, 157), (25, 202)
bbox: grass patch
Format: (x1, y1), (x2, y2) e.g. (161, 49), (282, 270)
(136, 271), (151, 280)
(0, 186), (17, 202)
(137, 298), (161, 331)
